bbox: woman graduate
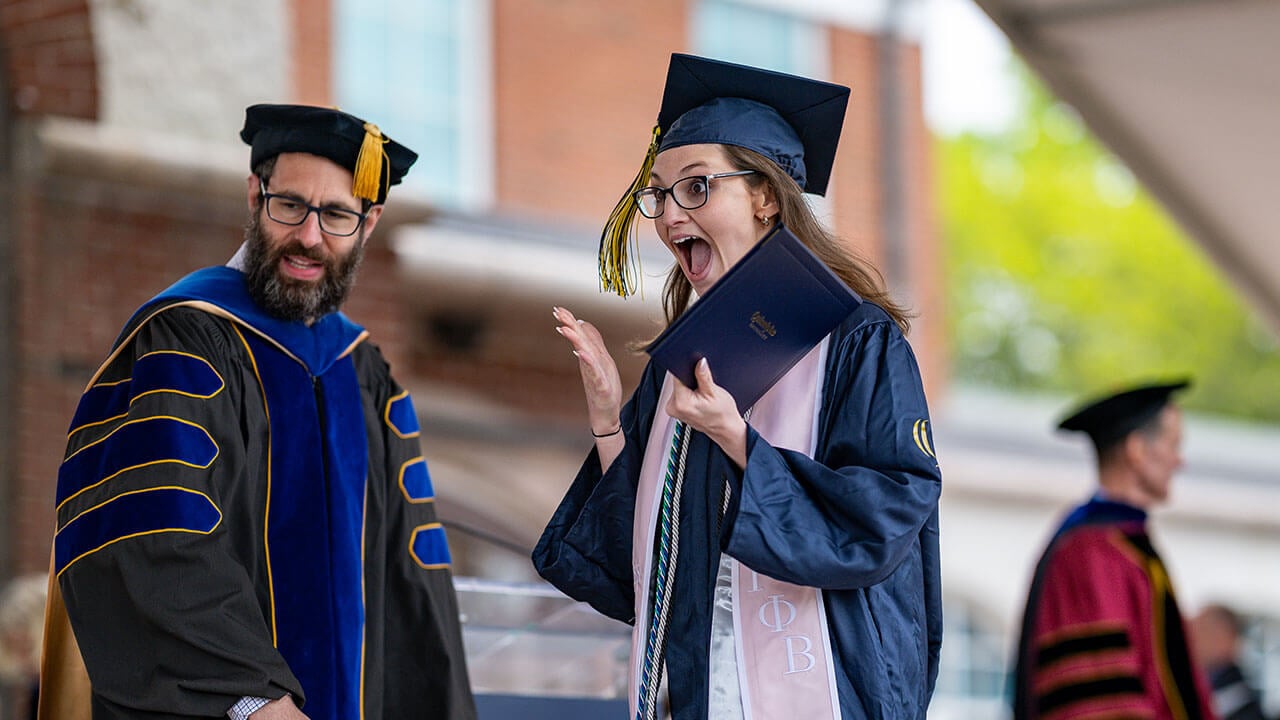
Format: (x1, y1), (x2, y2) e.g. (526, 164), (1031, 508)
(533, 54), (943, 720)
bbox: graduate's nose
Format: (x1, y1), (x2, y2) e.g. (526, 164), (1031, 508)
(659, 199), (692, 232)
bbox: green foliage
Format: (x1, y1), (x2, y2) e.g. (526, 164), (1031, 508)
(940, 69), (1280, 421)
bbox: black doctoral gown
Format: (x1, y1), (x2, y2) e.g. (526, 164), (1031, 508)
(46, 267), (475, 720)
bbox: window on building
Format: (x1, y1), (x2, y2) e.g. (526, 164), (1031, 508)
(1242, 612), (1280, 718)
(932, 597), (1012, 719)
(693, 0), (825, 79)
(334, 0), (491, 208)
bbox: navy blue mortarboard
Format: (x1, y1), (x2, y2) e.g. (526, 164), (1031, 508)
(599, 54), (850, 297)
(240, 104), (418, 204)
(656, 54), (849, 195)
(1057, 379), (1191, 452)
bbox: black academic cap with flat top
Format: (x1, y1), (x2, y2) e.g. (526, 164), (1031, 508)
(599, 54), (850, 296)
(1057, 379), (1191, 451)
(240, 104), (418, 204)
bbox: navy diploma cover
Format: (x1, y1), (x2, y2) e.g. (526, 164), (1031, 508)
(648, 223), (862, 412)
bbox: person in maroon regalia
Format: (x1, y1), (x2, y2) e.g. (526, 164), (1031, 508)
(1012, 380), (1217, 720)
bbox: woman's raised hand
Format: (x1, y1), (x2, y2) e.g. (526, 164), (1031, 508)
(553, 306), (623, 438)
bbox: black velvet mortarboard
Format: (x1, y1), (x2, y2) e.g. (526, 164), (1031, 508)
(240, 104), (418, 204)
(599, 54), (850, 297)
(1057, 379), (1191, 451)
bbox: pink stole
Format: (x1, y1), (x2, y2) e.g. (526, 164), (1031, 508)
(630, 339), (840, 719)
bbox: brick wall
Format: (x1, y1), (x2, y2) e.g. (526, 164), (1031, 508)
(0, 0), (97, 119)
(493, 0), (687, 226)
(830, 28), (885, 272)
(289, 0), (331, 106)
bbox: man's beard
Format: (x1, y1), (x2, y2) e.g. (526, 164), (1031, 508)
(242, 212), (365, 322)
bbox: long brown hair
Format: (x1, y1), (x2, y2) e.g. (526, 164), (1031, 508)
(643, 145), (911, 348)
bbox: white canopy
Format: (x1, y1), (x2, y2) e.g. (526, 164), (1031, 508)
(973, 0), (1280, 330)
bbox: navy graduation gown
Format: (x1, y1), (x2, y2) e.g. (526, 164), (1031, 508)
(534, 302), (943, 719)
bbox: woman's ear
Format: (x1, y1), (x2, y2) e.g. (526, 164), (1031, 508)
(754, 181), (780, 219)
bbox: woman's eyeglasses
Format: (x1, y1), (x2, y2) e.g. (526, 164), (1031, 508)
(633, 170), (757, 219)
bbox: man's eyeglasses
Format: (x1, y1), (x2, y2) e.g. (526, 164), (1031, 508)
(259, 178), (367, 237)
(633, 170), (758, 219)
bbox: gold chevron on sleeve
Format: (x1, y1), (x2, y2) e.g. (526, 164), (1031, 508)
(913, 419), (937, 459)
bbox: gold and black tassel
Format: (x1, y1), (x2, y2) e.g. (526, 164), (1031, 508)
(598, 125), (661, 297)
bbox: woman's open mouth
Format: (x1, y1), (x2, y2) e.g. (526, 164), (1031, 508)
(672, 235), (713, 282)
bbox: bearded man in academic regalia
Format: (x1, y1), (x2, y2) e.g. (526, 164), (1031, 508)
(40, 105), (476, 720)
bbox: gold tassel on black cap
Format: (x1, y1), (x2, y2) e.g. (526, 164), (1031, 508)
(353, 122), (390, 203)
(599, 125), (661, 297)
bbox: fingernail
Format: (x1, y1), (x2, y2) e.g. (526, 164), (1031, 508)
(571, 350), (580, 357)
(577, 319), (585, 325)
(555, 327), (564, 335)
